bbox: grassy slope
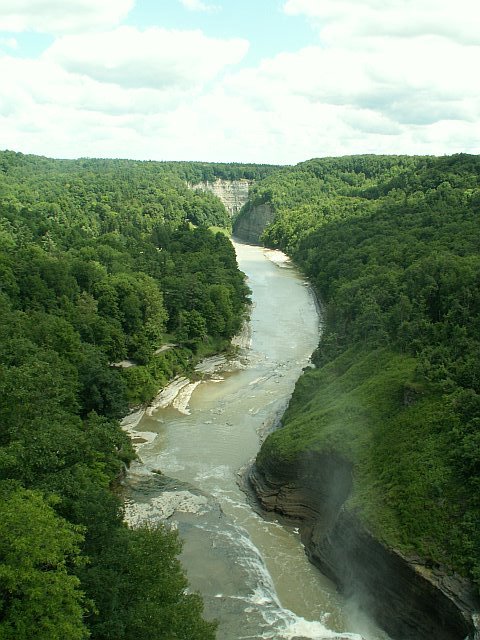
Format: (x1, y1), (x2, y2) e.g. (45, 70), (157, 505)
(252, 154), (480, 583)
(260, 346), (466, 570)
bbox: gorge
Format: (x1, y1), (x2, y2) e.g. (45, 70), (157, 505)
(181, 171), (480, 640)
(232, 156), (480, 640)
(1, 151), (479, 640)
(124, 240), (391, 640)
(248, 450), (479, 640)
(190, 178), (251, 217)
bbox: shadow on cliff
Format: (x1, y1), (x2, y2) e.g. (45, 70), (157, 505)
(246, 450), (479, 640)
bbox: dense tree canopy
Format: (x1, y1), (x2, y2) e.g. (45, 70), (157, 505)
(0, 486), (87, 640)
(247, 153), (480, 592)
(0, 150), (252, 638)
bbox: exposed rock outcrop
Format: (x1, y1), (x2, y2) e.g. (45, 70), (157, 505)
(189, 178), (275, 242)
(190, 179), (250, 216)
(248, 450), (479, 640)
(233, 202), (275, 244)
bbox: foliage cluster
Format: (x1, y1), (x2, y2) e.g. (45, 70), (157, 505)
(252, 153), (480, 589)
(158, 160), (281, 184)
(0, 150), (252, 638)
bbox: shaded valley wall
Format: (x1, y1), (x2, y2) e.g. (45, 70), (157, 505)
(232, 203), (275, 244)
(248, 451), (479, 640)
(190, 179), (276, 243)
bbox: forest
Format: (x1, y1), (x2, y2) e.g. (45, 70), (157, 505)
(239, 153), (480, 593)
(0, 151), (254, 639)
(3, 148), (479, 637)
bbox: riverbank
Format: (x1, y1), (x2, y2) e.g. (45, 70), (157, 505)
(120, 344), (252, 531)
(121, 336), (251, 452)
(246, 346), (480, 640)
(121, 242), (383, 640)
(120, 243), (290, 453)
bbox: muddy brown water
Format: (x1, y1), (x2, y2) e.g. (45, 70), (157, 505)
(124, 241), (389, 640)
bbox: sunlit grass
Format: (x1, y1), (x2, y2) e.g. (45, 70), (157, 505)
(260, 346), (464, 567)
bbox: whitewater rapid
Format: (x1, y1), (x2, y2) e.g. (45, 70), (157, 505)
(123, 241), (389, 640)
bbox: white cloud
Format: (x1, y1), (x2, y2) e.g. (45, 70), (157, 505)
(0, 56), (186, 119)
(225, 34), (480, 127)
(0, 36), (18, 49)
(1, 63), (478, 164)
(342, 108), (401, 136)
(0, 0), (134, 34)
(44, 27), (249, 90)
(0, 3), (479, 164)
(179, 0), (219, 12)
(283, 0), (480, 45)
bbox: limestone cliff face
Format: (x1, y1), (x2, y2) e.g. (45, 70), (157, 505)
(190, 179), (250, 217)
(189, 178), (275, 243)
(248, 451), (479, 640)
(232, 202), (275, 244)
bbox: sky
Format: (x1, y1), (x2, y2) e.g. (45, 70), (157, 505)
(0, 0), (479, 165)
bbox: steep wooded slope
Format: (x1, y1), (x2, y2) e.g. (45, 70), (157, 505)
(0, 151), (254, 639)
(246, 154), (480, 638)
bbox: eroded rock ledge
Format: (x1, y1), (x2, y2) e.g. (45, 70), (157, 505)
(233, 202), (275, 244)
(190, 179), (251, 216)
(248, 450), (479, 640)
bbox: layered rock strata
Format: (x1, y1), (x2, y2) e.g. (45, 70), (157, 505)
(233, 202), (275, 244)
(190, 179), (250, 216)
(248, 450), (479, 640)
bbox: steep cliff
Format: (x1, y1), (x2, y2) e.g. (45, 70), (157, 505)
(190, 179), (250, 217)
(189, 177), (276, 242)
(232, 202), (275, 244)
(248, 445), (479, 640)
(236, 153), (480, 639)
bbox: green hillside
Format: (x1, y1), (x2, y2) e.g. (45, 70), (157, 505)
(253, 153), (480, 590)
(0, 151), (255, 639)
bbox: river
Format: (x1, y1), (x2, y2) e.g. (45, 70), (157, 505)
(124, 241), (389, 640)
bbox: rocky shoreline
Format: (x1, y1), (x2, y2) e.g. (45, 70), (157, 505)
(120, 322), (252, 452)
(246, 450), (479, 640)
(120, 324), (253, 527)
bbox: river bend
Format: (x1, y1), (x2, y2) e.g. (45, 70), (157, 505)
(124, 241), (388, 640)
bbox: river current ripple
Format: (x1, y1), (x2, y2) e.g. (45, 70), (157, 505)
(123, 241), (388, 640)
